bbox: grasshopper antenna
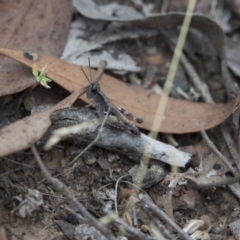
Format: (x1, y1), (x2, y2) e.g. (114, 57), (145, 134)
(88, 57), (93, 83)
(81, 67), (91, 84)
(81, 59), (107, 84)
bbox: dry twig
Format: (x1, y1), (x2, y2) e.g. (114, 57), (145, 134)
(201, 130), (237, 176)
(49, 108), (190, 167)
(144, 209), (175, 240)
(221, 124), (240, 171)
(140, 195), (192, 240)
(31, 144), (116, 240)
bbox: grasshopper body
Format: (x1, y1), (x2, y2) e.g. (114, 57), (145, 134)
(86, 82), (142, 136)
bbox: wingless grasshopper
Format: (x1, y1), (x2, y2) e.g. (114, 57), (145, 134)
(83, 60), (143, 137)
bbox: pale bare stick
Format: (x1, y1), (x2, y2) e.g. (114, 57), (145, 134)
(31, 144), (116, 240)
(126, 1), (197, 217)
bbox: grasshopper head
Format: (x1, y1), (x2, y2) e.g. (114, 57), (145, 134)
(86, 82), (101, 99)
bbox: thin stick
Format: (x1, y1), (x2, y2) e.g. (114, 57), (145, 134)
(114, 174), (130, 216)
(113, 215), (156, 240)
(0, 167), (33, 178)
(140, 195), (192, 240)
(31, 144), (116, 240)
(201, 130), (237, 176)
(99, 205), (157, 240)
(144, 208), (174, 240)
(66, 206), (85, 222)
(96, 187), (156, 240)
(221, 124), (240, 171)
(179, 51), (214, 103)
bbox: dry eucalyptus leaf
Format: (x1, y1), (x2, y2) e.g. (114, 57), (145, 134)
(66, 49), (141, 73)
(61, 16), (158, 71)
(1, 48), (240, 134)
(0, 88), (86, 158)
(0, 0), (72, 96)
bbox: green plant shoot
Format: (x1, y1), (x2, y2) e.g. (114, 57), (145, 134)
(32, 64), (52, 88)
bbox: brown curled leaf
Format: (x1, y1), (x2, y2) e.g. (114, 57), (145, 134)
(0, 88), (87, 158)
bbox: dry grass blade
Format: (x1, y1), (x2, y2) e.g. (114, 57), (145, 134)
(129, 0), (197, 219)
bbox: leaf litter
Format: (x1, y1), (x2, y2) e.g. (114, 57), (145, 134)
(1, 0), (240, 239)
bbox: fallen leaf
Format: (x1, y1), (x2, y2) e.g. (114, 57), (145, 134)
(0, 0), (72, 96)
(61, 16), (158, 70)
(73, 0), (152, 21)
(64, 12), (237, 98)
(0, 88), (86, 158)
(1, 47), (239, 134)
(66, 50), (141, 74)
